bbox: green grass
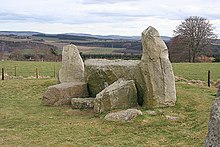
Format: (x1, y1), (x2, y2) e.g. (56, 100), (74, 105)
(0, 61), (219, 146)
(21, 49), (52, 55)
(80, 47), (125, 55)
(0, 79), (216, 146)
(172, 63), (220, 81)
(0, 61), (218, 146)
(0, 61), (61, 78)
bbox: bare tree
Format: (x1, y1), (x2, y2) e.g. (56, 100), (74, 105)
(0, 42), (6, 60)
(174, 16), (217, 62)
(9, 49), (24, 61)
(168, 35), (189, 62)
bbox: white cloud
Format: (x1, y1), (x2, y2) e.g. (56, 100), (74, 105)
(0, 0), (219, 37)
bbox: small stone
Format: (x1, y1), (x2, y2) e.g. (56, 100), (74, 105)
(214, 80), (220, 88)
(146, 110), (157, 116)
(165, 115), (178, 120)
(104, 109), (142, 122)
(175, 76), (188, 82)
(71, 98), (94, 109)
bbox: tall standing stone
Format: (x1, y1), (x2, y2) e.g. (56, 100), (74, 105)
(42, 44), (89, 106)
(59, 44), (84, 83)
(140, 26), (176, 108)
(205, 96), (220, 146)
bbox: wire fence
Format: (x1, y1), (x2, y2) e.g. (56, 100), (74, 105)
(0, 61), (61, 80)
(0, 61), (215, 89)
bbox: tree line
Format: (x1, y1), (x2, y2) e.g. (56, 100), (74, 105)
(80, 53), (141, 60)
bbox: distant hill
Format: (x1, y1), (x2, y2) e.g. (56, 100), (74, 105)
(0, 31), (172, 41)
(0, 31), (41, 36)
(64, 33), (172, 41)
(64, 33), (142, 40)
(1, 31), (220, 62)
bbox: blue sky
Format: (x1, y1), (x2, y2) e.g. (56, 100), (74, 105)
(0, 0), (219, 37)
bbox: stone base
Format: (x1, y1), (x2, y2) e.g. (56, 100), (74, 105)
(71, 98), (94, 109)
(42, 82), (89, 106)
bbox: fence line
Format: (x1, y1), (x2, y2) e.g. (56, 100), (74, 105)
(208, 70), (211, 87)
(2, 67), (4, 80)
(0, 62), (61, 80)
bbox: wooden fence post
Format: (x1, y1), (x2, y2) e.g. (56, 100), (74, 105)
(36, 67), (38, 79)
(2, 67), (4, 80)
(14, 66), (17, 77)
(208, 70), (210, 87)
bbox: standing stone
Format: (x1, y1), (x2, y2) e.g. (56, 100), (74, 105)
(59, 44), (84, 83)
(140, 26), (176, 108)
(94, 78), (138, 113)
(205, 96), (220, 146)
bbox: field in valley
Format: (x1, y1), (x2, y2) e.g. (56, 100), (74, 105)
(0, 61), (219, 146)
(78, 46), (126, 55)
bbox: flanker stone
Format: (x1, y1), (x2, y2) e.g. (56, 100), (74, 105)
(140, 26), (176, 108)
(59, 44), (85, 83)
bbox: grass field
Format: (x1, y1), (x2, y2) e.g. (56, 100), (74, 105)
(172, 62), (220, 81)
(0, 78), (216, 146)
(0, 61), (219, 146)
(78, 46), (126, 55)
(0, 61), (61, 78)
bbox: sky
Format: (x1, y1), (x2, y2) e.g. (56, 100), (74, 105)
(0, 0), (220, 37)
